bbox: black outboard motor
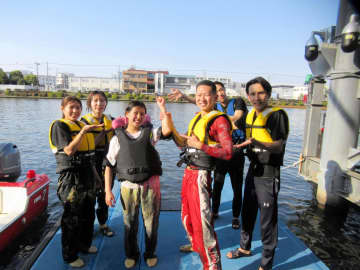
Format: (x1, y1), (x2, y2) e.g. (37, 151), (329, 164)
(0, 143), (21, 182)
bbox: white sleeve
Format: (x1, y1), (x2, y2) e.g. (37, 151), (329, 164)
(151, 127), (161, 145)
(106, 136), (120, 166)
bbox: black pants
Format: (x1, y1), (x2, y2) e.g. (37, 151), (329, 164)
(240, 163), (280, 270)
(94, 154), (109, 225)
(212, 151), (245, 218)
(57, 168), (96, 263)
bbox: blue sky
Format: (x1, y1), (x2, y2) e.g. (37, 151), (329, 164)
(1, 0), (339, 85)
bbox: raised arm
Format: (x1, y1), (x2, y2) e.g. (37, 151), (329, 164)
(167, 88), (196, 104)
(156, 96), (187, 146)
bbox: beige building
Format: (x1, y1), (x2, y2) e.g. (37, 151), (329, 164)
(123, 68), (168, 93)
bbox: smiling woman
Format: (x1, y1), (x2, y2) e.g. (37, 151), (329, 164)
(48, 96), (104, 268)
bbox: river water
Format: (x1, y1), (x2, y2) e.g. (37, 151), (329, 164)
(0, 98), (359, 269)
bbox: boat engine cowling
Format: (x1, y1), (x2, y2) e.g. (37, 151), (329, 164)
(0, 143), (21, 182)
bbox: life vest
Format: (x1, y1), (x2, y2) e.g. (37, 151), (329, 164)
(245, 107), (288, 165)
(115, 127), (162, 183)
(81, 113), (114, 151)
(177, 110), (232, 170)
(215, 99), (245, 143)
(49, 119), (96, 173)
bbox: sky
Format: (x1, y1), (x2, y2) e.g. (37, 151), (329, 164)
(1, 0), (339, 85)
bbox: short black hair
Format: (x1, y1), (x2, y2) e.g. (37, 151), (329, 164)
(245, 77), (272, 96)
(125, 100), (147, 114)
(213, 81), (225, 89)
(196, 80), (217, 95)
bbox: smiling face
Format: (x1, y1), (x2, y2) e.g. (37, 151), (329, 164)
(215, 84), (227, 104)
(125, 106), (146, 130)
(247, 83), (269, 113)
(62, 100), (82, 121)
(196, 85), (217, 114)
(90, 93), (107, 118)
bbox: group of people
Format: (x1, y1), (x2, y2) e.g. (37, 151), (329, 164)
(49, 76), (289, 270)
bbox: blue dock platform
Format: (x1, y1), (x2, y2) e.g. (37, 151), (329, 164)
(30, 179), (328, 270)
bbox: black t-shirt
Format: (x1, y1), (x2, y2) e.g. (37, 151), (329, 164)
(50, 120), (73, 152)
(266, 110), (289, 142)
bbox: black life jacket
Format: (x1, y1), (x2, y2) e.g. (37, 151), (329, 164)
(115, 127), (162, 183)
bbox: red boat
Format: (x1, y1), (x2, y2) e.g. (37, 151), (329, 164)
(0, 143), (50, 252)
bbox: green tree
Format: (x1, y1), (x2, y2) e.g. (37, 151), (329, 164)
(4, 89), (11, 96)
(9, 70), (25, 85)
(111, 93), (118, 99)
(124, 93), (132, 100)
(0, 69), (9, 84)
(47, 92), (55, 98)
(76, 91), (83, 99)
(24, 74), (39, 86)
(56, 91), (64, 98)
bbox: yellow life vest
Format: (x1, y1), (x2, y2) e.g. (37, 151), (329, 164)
(81, 113), (113, 149)
(49, 119), (95, 153)
(245, 107), (284, 143)
(178, 111), (232, 170)
(187, 110), (231, 146)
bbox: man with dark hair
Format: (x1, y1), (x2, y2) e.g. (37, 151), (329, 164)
(168, 81), (248, 229)
(211, 81), (247, 229)
(227, 77), (289, 270)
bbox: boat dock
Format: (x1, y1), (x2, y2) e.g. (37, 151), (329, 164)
(29, 179), (328, 270)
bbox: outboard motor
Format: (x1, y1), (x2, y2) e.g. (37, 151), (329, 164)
(0, 143), (21, 182)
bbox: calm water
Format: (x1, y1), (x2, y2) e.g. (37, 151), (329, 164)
(0, 98), (359, 269)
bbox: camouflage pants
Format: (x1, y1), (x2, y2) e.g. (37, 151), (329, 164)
(57, 168), (96, 263)
(121, 175), (161, 260)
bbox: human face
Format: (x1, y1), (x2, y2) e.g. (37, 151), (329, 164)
(196, 85), (217, 114)
(62, 101), (82, 121)
(91, 94), (107, 118)
(125, 106), (146, 129)
(216, 84), (227, 104)
(247, 83), (269, 113)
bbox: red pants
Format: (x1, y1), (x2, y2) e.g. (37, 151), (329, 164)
(181, 168), (222, 270)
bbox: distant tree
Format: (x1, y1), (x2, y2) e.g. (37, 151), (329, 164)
(0, 69), (9, 84)
(76, 91), (83, 99)
(9, 71), (25, 85)
(24, 74), (39, 86)
(56, 91), (64, 98)
(111, 94), (118, 99)
(124, 93), (132, 100)
(4, 89), (11, 96)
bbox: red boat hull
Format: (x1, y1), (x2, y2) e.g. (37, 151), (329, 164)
(0, 173), (49, 252)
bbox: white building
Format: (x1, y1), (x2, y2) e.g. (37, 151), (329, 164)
(38, 75), (56, 91)
(272, 85), (308, 100)
(56, 73), (74, 89)
(69, 76), (122, 92)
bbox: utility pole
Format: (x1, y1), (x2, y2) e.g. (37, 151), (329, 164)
(46, 62), (49, 91)
(118, 65), (121, 93)
(34, 62), (40, 89)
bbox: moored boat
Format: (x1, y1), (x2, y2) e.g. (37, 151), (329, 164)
(0, 143), (50, 252)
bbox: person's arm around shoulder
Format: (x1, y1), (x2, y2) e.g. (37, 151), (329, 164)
(168, 88), (196, 104)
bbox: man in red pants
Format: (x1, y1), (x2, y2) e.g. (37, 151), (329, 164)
(166, 80), (233, 270)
